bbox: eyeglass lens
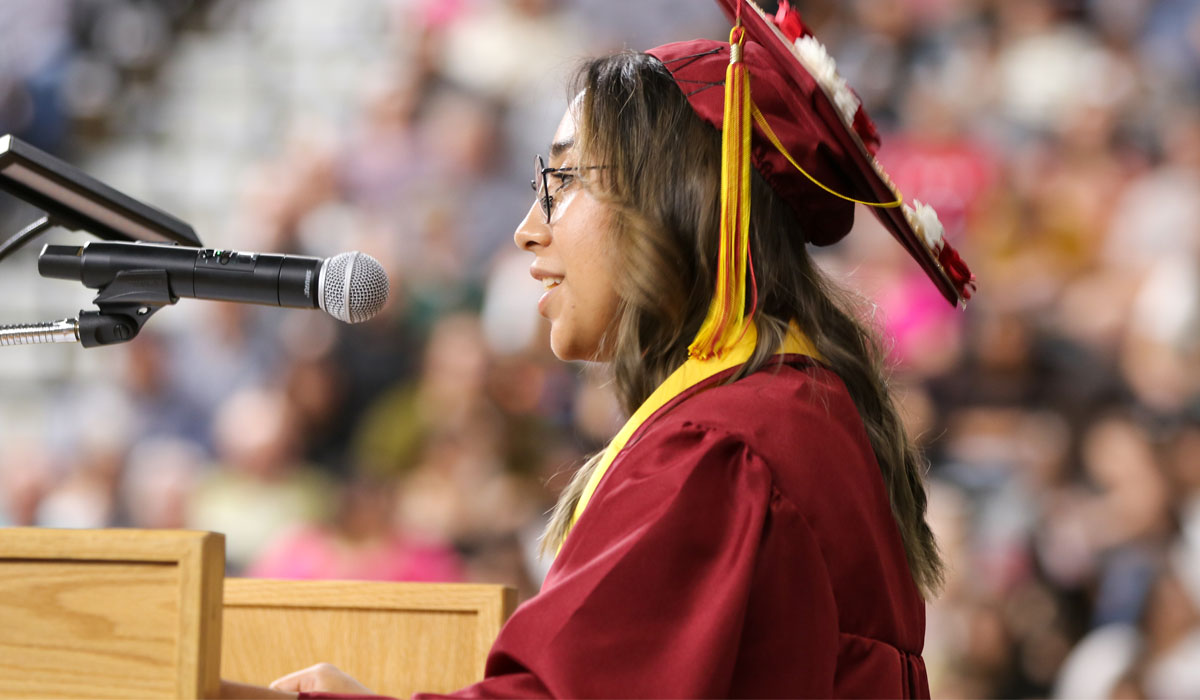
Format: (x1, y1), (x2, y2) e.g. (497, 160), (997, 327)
(532, 155), (551, 223)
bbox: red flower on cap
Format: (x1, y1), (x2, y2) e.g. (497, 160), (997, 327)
(773, 1), (881, 154)
(773, 1), (810, 41)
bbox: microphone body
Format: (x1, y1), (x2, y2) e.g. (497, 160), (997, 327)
(38, 241), (389, 323)
(40, 241), (322, 308)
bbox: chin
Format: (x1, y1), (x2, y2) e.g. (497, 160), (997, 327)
(549, 327), (603, 363)
(549, 338), (584, 362)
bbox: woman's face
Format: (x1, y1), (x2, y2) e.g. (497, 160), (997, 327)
(514, 106), (621, 361)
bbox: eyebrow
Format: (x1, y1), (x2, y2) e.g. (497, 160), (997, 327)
(550, 138), (575, 159)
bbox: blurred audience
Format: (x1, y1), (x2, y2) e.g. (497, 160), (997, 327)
(2, 1), (1200, 697)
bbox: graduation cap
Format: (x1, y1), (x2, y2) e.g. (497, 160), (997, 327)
(646, 0), (975, 359)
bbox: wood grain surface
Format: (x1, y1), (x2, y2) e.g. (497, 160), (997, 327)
(0, 528), (225, 699)
(0, 561), (178, 698)
(223, 579), (517, 697)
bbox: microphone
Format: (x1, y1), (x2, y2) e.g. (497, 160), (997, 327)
(38, 241), (389, 324)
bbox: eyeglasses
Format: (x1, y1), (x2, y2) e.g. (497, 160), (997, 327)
(530, 155), (606, 224)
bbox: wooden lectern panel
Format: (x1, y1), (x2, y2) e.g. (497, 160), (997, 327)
(0, 528), (224, 699)
(223, 579), (517, 698)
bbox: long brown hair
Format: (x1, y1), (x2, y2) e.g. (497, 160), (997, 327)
(541, 51), (944, 598)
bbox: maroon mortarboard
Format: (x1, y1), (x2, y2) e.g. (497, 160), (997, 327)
(645, 0), (974, 359)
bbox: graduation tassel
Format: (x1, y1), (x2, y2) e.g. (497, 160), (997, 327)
(688, 23), (754, 360)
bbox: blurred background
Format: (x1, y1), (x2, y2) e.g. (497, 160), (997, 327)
(1, 0), (1198, 697)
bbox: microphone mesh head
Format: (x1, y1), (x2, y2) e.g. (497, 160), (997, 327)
(318, 252), (389, 323)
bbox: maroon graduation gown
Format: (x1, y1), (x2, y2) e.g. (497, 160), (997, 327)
(307, 356), (930, 698)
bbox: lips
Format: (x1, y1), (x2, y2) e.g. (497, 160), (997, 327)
(530, 263), (565, 288)
(531, 266), (564, 317)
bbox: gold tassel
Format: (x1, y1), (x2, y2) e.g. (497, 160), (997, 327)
(689, 26), (753, 360)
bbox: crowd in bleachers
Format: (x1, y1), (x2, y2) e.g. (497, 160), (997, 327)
(2, 1), (1200, 697)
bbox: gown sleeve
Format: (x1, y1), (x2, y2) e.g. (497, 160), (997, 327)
(297, 422), (801, 700)
(420, 421), (778, 699)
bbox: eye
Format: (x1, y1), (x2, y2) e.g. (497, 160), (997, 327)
(551, 172), (576, 190)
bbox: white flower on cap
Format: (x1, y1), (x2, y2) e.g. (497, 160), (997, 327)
(905, 199), (946, 252)
(792, 35), (860, 128)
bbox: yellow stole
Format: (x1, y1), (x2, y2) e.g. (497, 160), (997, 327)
(563, 324), (819, 544)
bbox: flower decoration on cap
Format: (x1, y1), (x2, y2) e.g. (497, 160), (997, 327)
(906, 200), (944, 252)
(793, 37), (858, 128)
(651, 0), (977, 359)
(772, 1), (881, 153)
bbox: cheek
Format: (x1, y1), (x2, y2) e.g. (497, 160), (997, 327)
(573, 205), (620, 298)
(576, 230), (622, 336)
(554, 207), (623, 359)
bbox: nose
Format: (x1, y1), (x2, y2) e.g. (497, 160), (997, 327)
(514, 201), (550, 252)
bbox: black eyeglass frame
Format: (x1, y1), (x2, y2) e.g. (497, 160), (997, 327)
(530, 154), (607, 224)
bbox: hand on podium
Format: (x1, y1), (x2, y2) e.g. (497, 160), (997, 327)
(217, 663), (375, 698)
(218, 679), (297, 698)
(270, 663), (376, 696)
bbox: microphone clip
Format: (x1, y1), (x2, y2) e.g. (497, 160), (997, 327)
(78, 268), (177, 348)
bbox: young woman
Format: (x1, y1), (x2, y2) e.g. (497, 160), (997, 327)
(250, 2), (974, 697)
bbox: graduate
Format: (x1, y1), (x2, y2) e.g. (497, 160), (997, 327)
(250, 0), (975, 697)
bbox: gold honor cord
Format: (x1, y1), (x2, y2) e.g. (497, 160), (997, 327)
(560, 324), (819, 551)
(750, 103), (904, 209)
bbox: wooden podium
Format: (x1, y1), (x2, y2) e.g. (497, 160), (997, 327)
(0, 528), (224, 699)
(0, 529), (517, 699)
(222, 579), (517, 697)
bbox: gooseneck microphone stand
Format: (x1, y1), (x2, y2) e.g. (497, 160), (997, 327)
(0, 214), (74, 346)
(0, 318), (79, 346)
(0, 253), (173, 348)
(0, 213), (176, 349)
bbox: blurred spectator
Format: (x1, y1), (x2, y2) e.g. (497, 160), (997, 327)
(3, 1), (1200, 696)
(0, 438), (56, 527)
(37, 382), (135, 529)
(187, 387), (332, 573)
(249, 474), (465, 582)
(119, 436), (205, 529)
(0, 0), (72, 150)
